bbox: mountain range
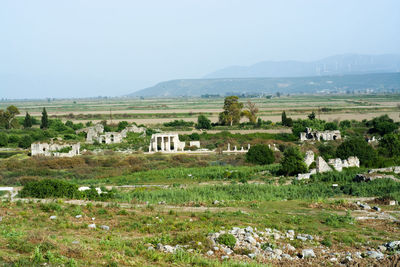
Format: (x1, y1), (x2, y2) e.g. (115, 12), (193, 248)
(129, 54), (400, 97)
(204, 54), (400, 78)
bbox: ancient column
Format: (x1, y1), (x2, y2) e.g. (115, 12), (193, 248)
(161, 136), (165, 151)
(166, 136), (171, 151)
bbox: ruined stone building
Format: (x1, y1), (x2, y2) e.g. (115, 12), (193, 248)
(300, 127), (341, 142)
(148, 133), (187, 152)
(31, 141), (80, 157)
(297, 150), (359, 179)
(77, 124), (146, 144)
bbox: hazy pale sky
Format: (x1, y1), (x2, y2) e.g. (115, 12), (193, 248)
(1, 0), (399, 99)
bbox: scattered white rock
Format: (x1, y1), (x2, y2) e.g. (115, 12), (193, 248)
(49, 215), (57, 220)
(88, 223), (96, 229)
(302, 249), (316, 258)
(221, 255), (229, 260)
(100, 225), (110, 231)
(366, 250), (384, 259)
(206, 250), (214, 256)
(75, 215), (82, 218)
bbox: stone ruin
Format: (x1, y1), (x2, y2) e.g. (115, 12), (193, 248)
(77, 124), (146, 144)
(148, 133), (187, 152)
(31, 141), (80, 157)
(300, 127), (341, 142)
(297, 150), (359, 180)
(223, 143), (251, 153)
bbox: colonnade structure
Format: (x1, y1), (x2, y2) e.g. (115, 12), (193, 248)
(148, 133), (186, 152)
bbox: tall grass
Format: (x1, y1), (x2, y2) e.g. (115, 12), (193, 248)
(118, 178), (400, 204)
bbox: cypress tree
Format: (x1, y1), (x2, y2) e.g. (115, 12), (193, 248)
(40, 108), (48, 129)
(23, 112), (32, 128)
(281, 111), (287, 126)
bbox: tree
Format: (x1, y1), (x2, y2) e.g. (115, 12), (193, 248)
(0, 105), (20, 129)
(308, 111), (316, 120)
(0, 132), (8, 147)
(23, 112), (33, 128)
(241, 101), (259, 124)
(246, 144), (275, 165)
(280, 146), (307, 176)
(379, 133), (400, 157)
(118, 121), (129, 131)
(367, 115), (398, 136)
(281, 111), (293, 127)
(324, 122), (338, 131)
(196, 114), (212, 129)
(281, 111), (287, 125)
(336, 137), (377, 167)
(218, 96), (243, 126)
(18, 135), (33, 149)
(40, 108), (49, 129)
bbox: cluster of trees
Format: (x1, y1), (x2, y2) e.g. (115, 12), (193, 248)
(218, 96), (259, 126)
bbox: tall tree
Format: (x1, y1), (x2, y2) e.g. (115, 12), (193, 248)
(0, 105), (20, 129)
(23, 112), (33, 128)
(281, 111), (287, 125)
(40, 107), (49, 129)
(308, 111), (316, 120)
(242, 100), (259, 124)
(196, 114), (212, 129)
(218, 96), (243, 126)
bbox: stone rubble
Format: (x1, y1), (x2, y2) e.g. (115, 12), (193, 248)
(151, 227), (400, 263)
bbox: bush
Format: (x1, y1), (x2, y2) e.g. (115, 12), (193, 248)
(0, 132), (8, 146)
(336, 137), (378, 167)
(19, 179), (80, 199)
(324, 122), (338, 130)
(18, 135), (33, 149)
(163, 120), (194, 128)
(196, 115), (212, 129)
(246, 144), (275, 165)
(217, 233), (236, 248)
(279, 146), (307, 176)
(367, 115), (398, 136)
(379, 133), (400, 157)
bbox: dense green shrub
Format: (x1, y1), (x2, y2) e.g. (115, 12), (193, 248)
(19, 179), (115, 200)
(246, 144), (275, 165)
(217, 233), (236, 248)
(0, 132), (8, 146)
(367, 114), (398, 136)
(279, 146), (307, 176)
(336, 137), (377, 167)
(324, 122), (338, 131)
(19, 179), (80, 199)
(18, 135), (33, 149)
(196, 115), (212, 129)
(324, 211), (354, 228)
(164, 120), (194, 128)
(318, 143), (336, 160)
(379, 133), (400, 157)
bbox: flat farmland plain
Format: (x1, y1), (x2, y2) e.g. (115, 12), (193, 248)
(2, 94), (400, 127)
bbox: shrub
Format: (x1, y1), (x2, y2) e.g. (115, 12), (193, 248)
(379, 133), (400, 157)
(196, 115), (212, 129)
(279, 146), (307, 176)
(367, 114), (398, 136)
(324, 211), (354, 228)
(0, 132), (8, 146)
(18, 135), (33, 149)
(246, 144), (275, 165)
(163, 120), (194, 128)
(19, 179), (80, 199)
(324, 122), (338, 130)
(217, 233), (236, 248)
(336, 137), (378, 167)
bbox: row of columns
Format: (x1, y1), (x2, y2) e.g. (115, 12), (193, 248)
(150, 135), (176, 152)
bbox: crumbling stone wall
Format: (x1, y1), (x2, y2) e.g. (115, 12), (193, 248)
(31, 142), (80, 157)
(77, 124), (146, 144)
(300, 128), (341, 142)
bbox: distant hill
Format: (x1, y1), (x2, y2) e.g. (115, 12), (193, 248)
(129, 72), (400, 97)
(204, 54), (400, 79)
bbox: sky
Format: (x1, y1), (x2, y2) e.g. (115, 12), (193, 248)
(1, 0), (399, 99)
